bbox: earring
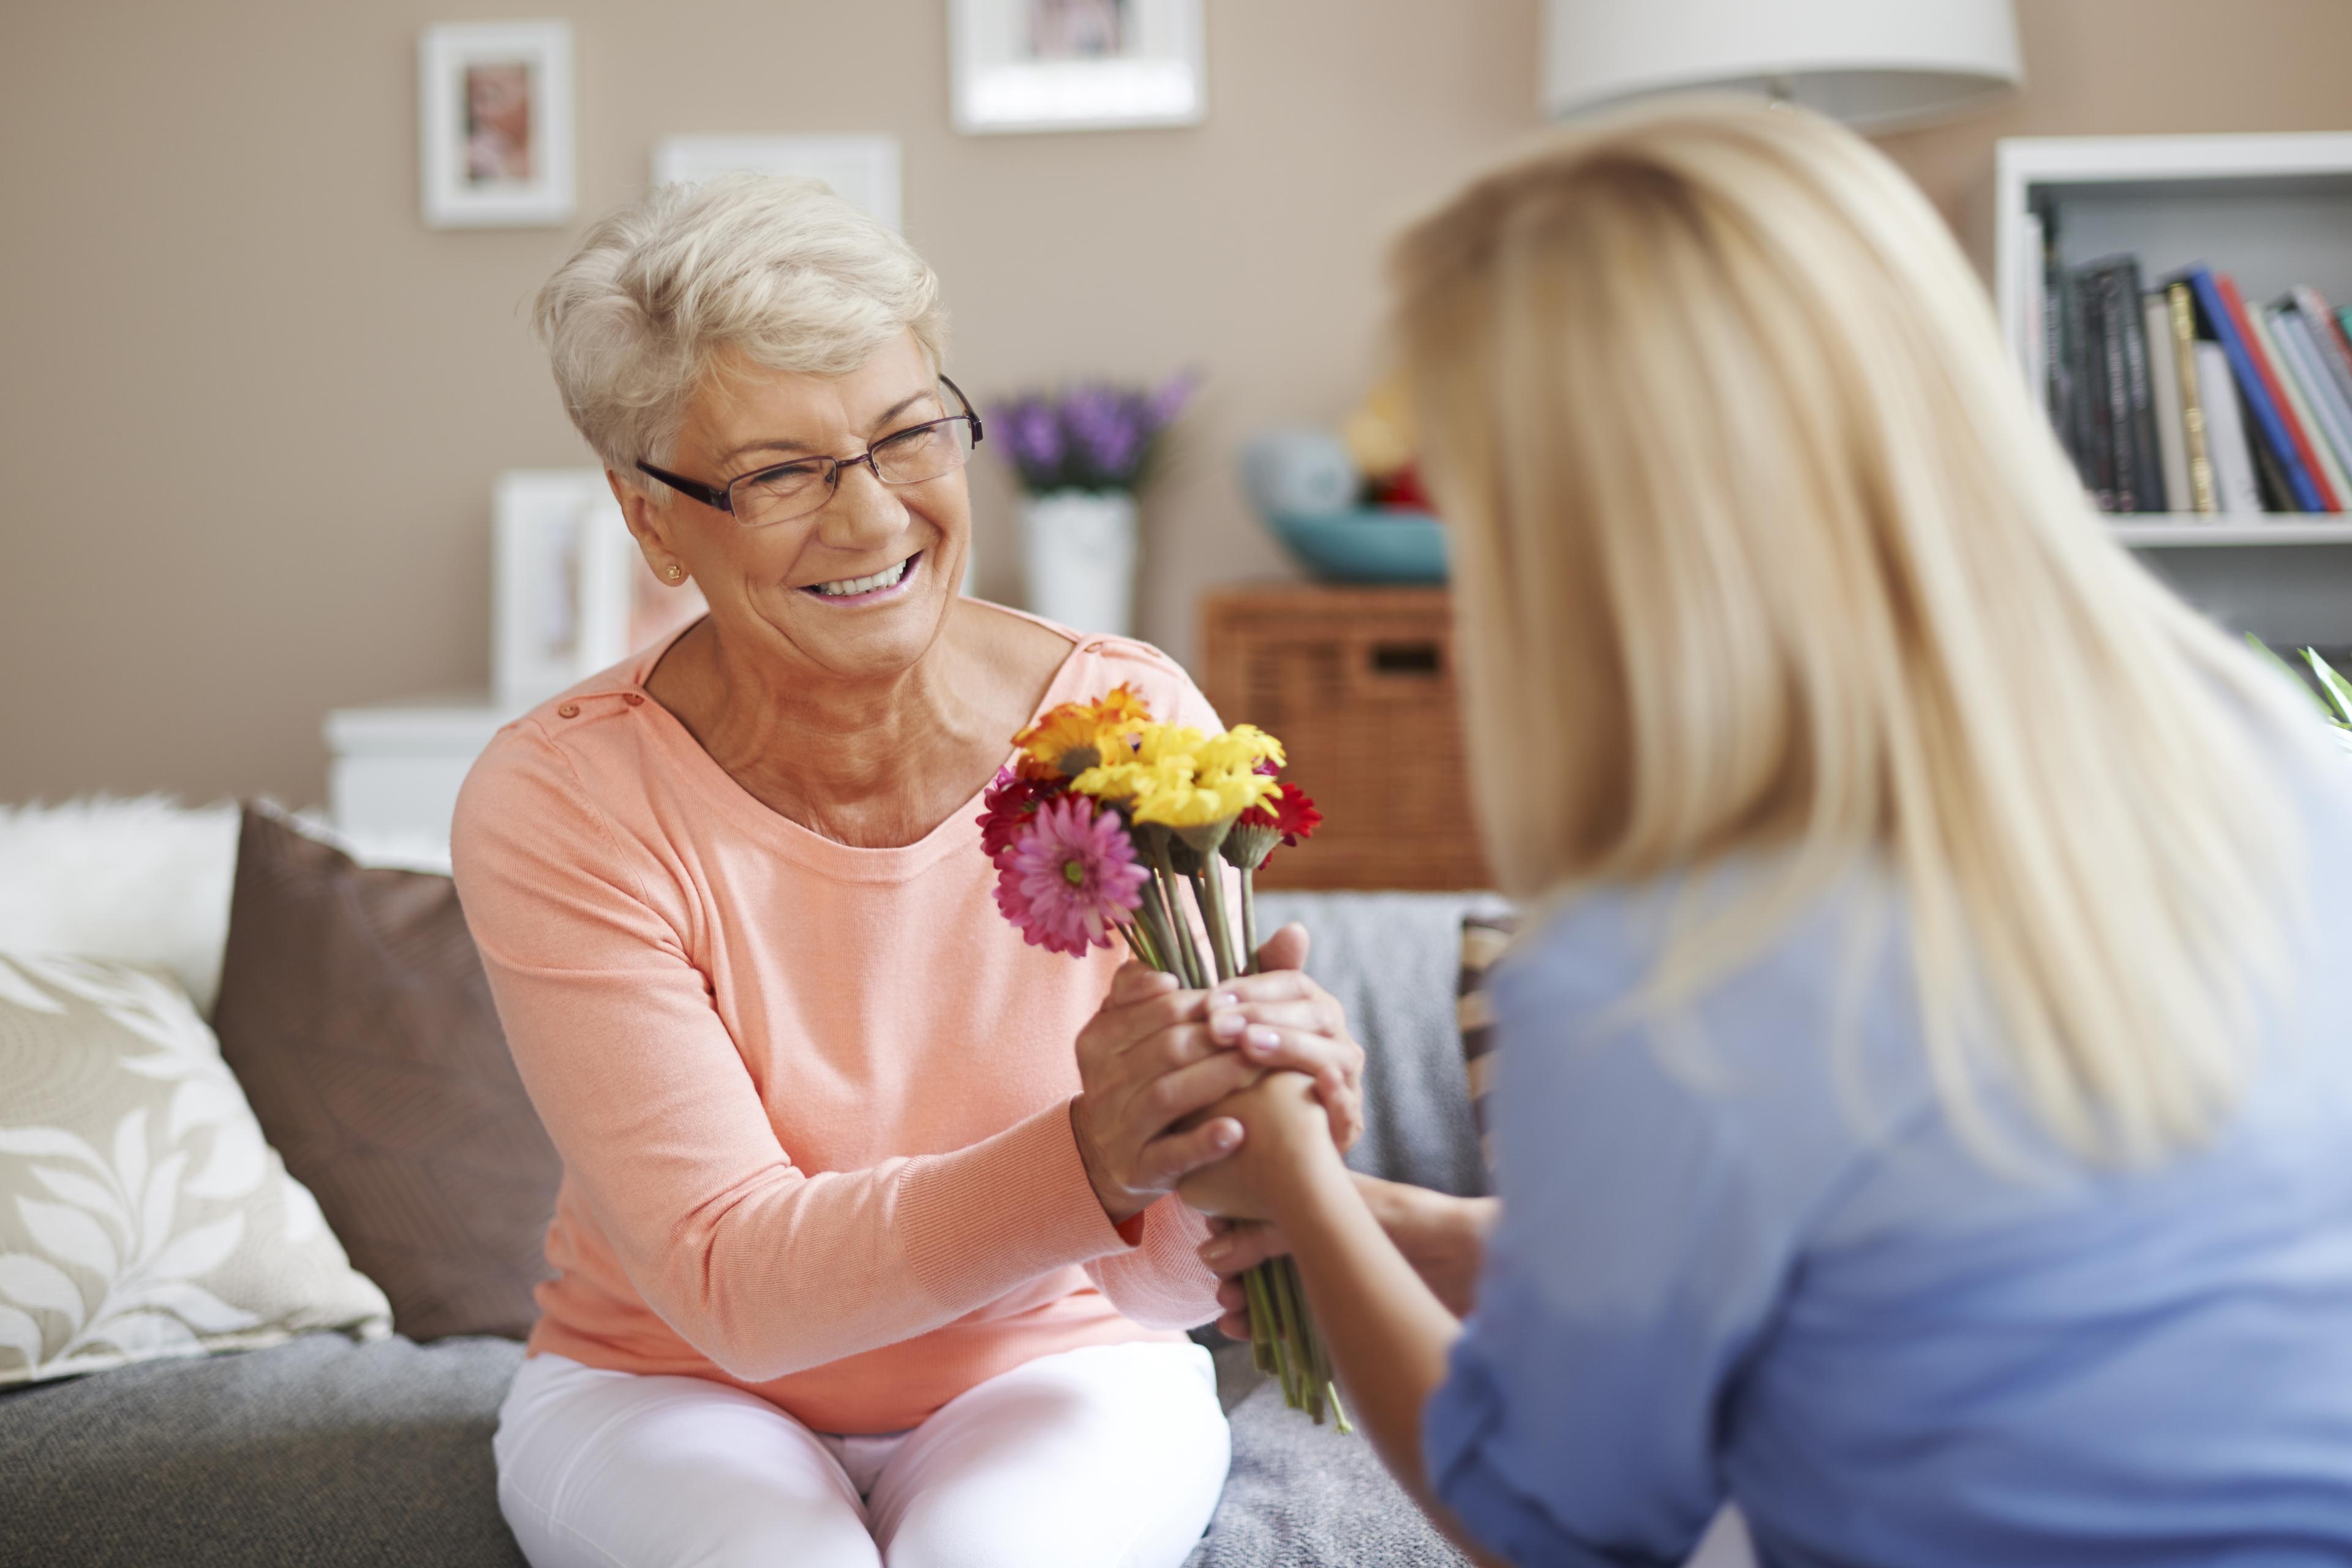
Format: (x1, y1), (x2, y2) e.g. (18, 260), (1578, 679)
(665, 564), (684, 582)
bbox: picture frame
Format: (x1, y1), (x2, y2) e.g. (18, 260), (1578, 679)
(418, 21), (575, 228)
(492, 471), (705, 710)
(650, 135), (903, 231)
(949, 0), (1205, 135)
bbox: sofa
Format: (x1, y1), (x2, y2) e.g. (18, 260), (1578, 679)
(0, 798), (1487, 1566)
(0, 801), (1755, 1568)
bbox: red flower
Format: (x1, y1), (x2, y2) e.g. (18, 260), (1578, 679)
(1240, 782), (1322, 849)
(976, 767), (1054, 866)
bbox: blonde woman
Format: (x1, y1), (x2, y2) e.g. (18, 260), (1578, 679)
(1183, 99), (2352, 1566)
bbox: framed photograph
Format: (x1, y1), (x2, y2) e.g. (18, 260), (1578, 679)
(419, 21), (575, 228)
(493, 471), (706, 710)
(650, 135), (903, 230)
(949, 0), (1205, 135)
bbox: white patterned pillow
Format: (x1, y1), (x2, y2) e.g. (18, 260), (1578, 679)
(0, 951), (392, 1386)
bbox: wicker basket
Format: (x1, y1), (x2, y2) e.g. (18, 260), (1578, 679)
(1199, 583), (1490, 891)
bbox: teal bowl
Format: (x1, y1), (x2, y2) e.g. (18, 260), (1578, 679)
(1266, 508), (1449, 584)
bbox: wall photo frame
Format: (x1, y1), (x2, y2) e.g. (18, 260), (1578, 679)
(419, 21), (576, 228)
(493, 471), (706, 710)
(650, 135), (904, 231)
(949, 0), (1205, 135)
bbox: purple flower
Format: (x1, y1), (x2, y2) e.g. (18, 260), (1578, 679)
(994, 398), (1066, 486)
(986, 370), (1200, 495)
(1063, 384), (1145, 479)
(993, 794), (1148, 958)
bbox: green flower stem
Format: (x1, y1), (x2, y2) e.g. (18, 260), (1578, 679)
(1133, 880), (1183, 980)
(1148, 839), (1210, 989)
(1194, 865), (1251, 987)
(1191, 867), (1242, 985)
(1240, 867), (1261, 974)
(1273, 1258), (1315, 1421)
(1263, 1257), (1302, 1408)
(1122, 914), (1161, 973)
(1240, 1262), (1279, 1377)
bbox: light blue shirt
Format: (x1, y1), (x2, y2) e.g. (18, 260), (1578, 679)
(1423, 748), (2352, 1567)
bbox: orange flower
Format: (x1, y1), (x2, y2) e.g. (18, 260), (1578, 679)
(1014, 684), (1154, 781)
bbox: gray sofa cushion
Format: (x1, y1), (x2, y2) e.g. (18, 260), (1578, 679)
(0, 1333), (1462, 1566)
(1197, 1366), (1467, 1567)
(0, 1330), (527, 1567)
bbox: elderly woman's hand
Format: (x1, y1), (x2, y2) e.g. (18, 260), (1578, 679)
(1069, 943), (1364, 1226)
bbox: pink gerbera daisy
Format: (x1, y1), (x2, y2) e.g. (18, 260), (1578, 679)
(993, 794), (1148, 958)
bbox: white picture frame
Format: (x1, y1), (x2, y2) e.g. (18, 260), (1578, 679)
(493, 470), (705, 709)
(419, 21), (576, 228)
(949, 0), (1205, 135)
(650, 135), (903, 231)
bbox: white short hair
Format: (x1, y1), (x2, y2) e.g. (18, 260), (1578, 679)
(533, 174), (948, 486)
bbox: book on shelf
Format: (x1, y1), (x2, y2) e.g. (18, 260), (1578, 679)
(2246, 304), (2352, 503)
(2272, 306), (2352, 485)
(2194, 342), (2263, 514)
(2206, 268), (2337, 510)
(2143, 294), (2190, 513)
(2164, 282), (2218, 513)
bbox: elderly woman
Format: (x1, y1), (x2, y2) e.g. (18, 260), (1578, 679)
(449, 175), (1366, 1568)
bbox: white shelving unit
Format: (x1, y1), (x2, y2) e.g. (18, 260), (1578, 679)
(1995, 132), (2352, 643)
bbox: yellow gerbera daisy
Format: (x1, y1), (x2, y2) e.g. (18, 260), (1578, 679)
(1197, 724), (1286, 775)
(1130, 765), (1278, 829)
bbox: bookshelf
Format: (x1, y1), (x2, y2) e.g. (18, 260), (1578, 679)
(1995, 132), (2352, 644)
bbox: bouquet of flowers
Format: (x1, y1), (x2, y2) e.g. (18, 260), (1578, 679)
(978, 685), (1346, 1428)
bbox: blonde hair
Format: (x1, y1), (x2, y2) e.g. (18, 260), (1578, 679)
(1393, 97), (2316, 1164)
(535, 174), (948, 488)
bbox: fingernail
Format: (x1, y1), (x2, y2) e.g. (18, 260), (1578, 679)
(1212, 992), (1239, 1009)
(1210, 1011), (1244, 1039)
(1246, 1027), (1281, 1053)
(1201, 1239), (1234, 1263)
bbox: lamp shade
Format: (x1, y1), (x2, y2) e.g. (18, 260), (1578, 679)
(1542, 0), (2021, 131)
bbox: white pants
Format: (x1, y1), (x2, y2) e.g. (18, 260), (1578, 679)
(492, 1341), (1231, 1568)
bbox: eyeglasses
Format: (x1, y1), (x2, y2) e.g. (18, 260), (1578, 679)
(635, 375), (985, 528)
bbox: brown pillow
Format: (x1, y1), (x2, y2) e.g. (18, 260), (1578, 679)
(209, 805), (558, 1341)
(1457, 912), (1518, 1171)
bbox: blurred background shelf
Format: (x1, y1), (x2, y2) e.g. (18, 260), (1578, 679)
(1998, 130), (2352, 649)
(2108, 519), (2352, 545)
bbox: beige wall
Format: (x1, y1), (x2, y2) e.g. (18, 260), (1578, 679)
(6, 0), (2351, 808)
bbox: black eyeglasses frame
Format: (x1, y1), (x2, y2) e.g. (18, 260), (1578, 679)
(633, 374), (984, 523)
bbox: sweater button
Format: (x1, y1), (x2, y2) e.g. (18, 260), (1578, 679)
(623, 692), (644, 707)
(557, 702), (580, 718)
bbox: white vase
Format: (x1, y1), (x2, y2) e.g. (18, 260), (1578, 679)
(1022, 489), (1139, 636)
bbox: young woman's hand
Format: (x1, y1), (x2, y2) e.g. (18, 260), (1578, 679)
(1069, 958), (1360, 1224)
(1172, 1069), (1339, 1221)
(1193, 1177), (1502, 1337)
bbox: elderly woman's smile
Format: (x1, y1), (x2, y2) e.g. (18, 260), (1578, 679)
(635, 332), (972, 679)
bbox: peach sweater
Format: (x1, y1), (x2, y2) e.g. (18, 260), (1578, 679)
(449, 616), (1223, 1434)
